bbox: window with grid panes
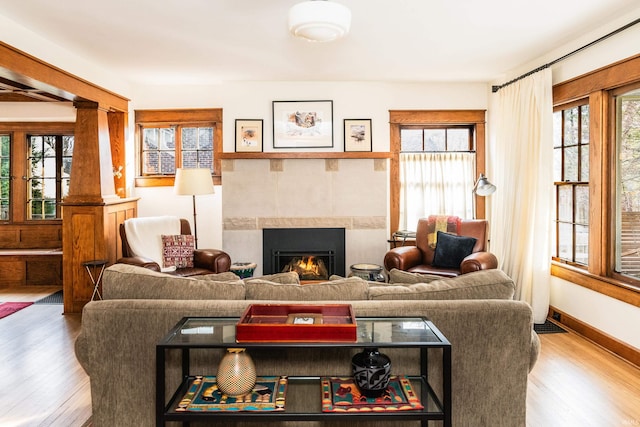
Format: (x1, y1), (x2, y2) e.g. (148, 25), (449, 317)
(400, 126), (474, 152)
(27, 134), (74, 220)
(135, 109), (221, 186)
(141, 124), (214, 175)
(553, 103), (589, 265)
(0, 134), (9, 220)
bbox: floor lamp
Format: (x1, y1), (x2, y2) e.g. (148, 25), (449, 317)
(174, 168), (214, 249)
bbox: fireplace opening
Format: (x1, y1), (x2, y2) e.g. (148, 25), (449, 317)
(276, 252), (333, 280)
(263, 228), (345, 279)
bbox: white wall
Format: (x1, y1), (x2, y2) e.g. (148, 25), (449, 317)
(130, 81), (489, 263)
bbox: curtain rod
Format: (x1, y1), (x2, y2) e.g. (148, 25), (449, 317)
(491, 17), (640, 93)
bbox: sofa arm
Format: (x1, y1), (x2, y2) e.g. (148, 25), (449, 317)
(384, 246), (423, 271)
(194, 249), (232, 273)
(460, 251), (498, 274)
(115, 256), (161, 272)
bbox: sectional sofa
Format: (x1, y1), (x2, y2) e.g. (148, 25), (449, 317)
(75, 264), (540, 427)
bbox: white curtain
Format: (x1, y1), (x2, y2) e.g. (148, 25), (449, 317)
(488, 68), (554, 323)
(399, 152), (475, 230)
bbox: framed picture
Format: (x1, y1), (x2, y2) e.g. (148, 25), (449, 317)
(235, 119), (263, 152)
(344, 119), (372, 152)
(272, 100), (333, 148)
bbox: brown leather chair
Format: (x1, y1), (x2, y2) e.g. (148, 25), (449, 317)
(384, 217), (498, 278)
(117, 218), (231, 276)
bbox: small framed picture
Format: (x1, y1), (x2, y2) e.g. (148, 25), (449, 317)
(235, 119), (263, 152)
(344, 119), (372, 152)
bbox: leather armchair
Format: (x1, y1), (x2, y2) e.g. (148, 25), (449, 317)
(384, 218), (498, 277)
(117, 218), (231, 276)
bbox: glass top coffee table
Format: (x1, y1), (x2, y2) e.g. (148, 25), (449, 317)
(156, 316), (451, 427)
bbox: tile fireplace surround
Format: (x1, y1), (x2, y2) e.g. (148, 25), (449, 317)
(222, 158), (388, 276)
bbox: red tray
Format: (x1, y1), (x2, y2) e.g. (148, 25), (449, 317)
(236, 304), (357, 342)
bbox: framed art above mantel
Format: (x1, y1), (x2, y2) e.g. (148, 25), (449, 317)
(272, 100), (334, 149)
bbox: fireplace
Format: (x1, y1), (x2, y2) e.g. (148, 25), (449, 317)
(263, 228), (346, 279)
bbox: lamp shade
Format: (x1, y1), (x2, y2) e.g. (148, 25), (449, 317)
(288, 0), (351, 42)
(473, 174), (496, 196)
(174, 168), (214, 195)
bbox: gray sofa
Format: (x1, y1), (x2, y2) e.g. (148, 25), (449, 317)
(75, 264), (540, 427)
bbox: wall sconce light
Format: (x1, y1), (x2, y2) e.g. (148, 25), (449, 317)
(473, 174), (496, 196)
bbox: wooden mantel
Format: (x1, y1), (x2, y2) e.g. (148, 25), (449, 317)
(220, 152), (392, 160)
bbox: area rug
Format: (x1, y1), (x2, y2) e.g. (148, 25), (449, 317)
(34, 290), (63, 304)
(534, 320), (567, 334)
(0, 302), (33, 319)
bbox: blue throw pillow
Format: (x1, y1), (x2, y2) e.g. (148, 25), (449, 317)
(432, 231), (477, 269)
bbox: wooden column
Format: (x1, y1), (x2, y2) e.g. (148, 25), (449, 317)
(62, 101), (123, 313)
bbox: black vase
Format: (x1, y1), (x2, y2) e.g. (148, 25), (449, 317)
(351, 347), (391, 397)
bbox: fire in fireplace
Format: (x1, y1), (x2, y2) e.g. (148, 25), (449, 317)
(281, 256), (329, 280)
(263, 228), (346, 279)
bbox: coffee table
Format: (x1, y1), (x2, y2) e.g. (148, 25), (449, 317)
(156, 315), (451, 426)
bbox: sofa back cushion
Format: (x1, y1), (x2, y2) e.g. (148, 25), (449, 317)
(103, 263), (245, 300)
(368, 269), (515, 300)
(245, 277), (369, 301)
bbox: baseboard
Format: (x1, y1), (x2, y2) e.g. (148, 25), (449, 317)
(548, 306), (639, 367)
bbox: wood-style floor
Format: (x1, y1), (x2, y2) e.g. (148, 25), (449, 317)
(0, 286), (638, 427)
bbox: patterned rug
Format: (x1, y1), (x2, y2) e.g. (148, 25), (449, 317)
(34, 290), (63, 304)
(0, 302), (33, 319)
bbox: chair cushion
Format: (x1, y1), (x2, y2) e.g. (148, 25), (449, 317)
(432, 231), (477, 269)
(162, 235), (195, 269)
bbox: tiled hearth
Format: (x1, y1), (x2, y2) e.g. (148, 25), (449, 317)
(221, 158), (388, 276)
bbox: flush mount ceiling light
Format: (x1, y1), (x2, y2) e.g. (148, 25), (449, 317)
(288, 0), (352, 42)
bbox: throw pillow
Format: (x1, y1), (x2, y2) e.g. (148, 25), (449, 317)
(161, 234), (195, 269)
(245, 271), (300, 284)
(432, 231), (477, 269)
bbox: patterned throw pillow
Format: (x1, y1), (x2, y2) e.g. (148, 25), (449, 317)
(161, 235), (195, 269)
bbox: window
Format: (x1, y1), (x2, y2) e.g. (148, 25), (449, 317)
(389, 110), (487, 235)
(27, 134), (74, 220)
(614, 86), (640, 279)
(135, 109), (222, 186)
(1, 135), (9, 220)
(551, 54), (640, 303)
(553, 103), (590, 265)
(401, 126), (473, 152)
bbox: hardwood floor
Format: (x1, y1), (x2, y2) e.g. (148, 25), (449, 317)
(0, 287), (91, 427)
(0, 286), (638, 427)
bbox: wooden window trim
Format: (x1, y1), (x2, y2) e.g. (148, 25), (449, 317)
(134, 109), (222, 186)
(389, 110), (486, 237)
(552, 54), (640, 306)
(0, 122), (75, 224)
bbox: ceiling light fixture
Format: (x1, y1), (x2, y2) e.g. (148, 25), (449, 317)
(288, 0), (351, 42)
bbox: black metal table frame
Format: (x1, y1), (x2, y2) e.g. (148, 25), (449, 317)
(156, 316), (451, 427)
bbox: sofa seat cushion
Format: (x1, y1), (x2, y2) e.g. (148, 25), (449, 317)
(368, 269), (515, 300)
(103, 263), (245, 300)
(245, 277), (369, 301)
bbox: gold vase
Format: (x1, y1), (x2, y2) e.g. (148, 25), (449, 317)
(216, 348), (256, 397)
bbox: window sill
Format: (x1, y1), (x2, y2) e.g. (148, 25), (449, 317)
(135, 175), (221, 187)
(550, 262), (640, 307)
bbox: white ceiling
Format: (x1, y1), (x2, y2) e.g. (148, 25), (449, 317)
(0, 0), (638, 86)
